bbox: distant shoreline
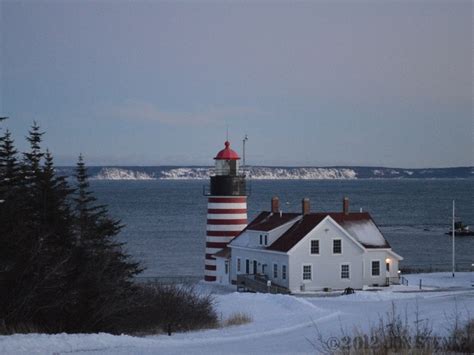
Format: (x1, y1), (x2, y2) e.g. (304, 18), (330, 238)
(54, 166), (473, 180)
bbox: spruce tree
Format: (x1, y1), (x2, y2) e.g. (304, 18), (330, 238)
(0, 130), (18, 181)
(70, 154), (142, 332)
(1, 124), (153, 334)
(22, 121), (44, 180)
(0, 130), (21, 281)
(0, 129), (19, 230)
(27, 150), (77, 326)
(1, 125), (75, 328)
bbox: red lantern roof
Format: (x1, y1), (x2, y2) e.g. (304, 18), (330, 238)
(214, 141), (240, 160)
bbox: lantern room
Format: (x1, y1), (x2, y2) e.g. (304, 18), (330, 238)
(209, 140), (246, 196)
(214, 141), (240, 176)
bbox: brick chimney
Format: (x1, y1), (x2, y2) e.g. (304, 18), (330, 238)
(271, 196), (280, 213)
(343, 197), (349, 215)
(302, 198), (310, 215)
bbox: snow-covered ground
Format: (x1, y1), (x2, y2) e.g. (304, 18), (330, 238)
(1, 272), (473, 355)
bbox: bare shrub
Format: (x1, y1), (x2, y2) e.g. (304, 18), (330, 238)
(0, 322), (45, 335)
(312, 301), (472, 355)
(222, 312), (253, 327)
(361, 303), (435, 355)
(444, 318), (474, 353)
(117, 283), (218, 335)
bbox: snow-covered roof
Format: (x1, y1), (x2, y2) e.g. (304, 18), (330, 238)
(267, 212), (390, 252)
(245, 212), (301, 232)
(340, 219), (388, 248)
(230, 209), (391, 252)
(213, 247), (231, 259)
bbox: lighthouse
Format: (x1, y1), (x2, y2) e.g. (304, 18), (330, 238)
(204, 141), (247, 282)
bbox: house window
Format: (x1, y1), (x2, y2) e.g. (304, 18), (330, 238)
(273, 264), (278, 278)
(386, 262), (390, 272)
(372, 261), (380, 276)
(333, 239), (342, 254)
(264, 235), (268, 245)
(310, 240), (319, 254)
(341, 264), (350, 279)
(282, 265), (287, 280)
(245, 259), (250, 274)
(237, 258), (241, 272)
(225, 261), (229, 274)
(303, 265), (312, 280)
(259, 234), (262, 245)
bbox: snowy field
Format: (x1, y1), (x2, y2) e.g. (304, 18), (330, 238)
(1, 272), (473, 355)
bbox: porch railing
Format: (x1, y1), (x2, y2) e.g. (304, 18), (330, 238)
(236, 274), (290, 294)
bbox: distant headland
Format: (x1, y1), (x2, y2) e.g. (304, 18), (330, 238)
(55, 166), (473, 181)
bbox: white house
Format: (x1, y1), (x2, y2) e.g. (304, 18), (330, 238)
(215, 197), (403, 293)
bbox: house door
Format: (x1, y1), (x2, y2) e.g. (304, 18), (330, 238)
(253, 260), (257, 274)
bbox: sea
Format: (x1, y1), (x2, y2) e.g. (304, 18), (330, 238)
(90, 179), (474, 278)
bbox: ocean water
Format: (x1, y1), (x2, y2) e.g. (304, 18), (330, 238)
(91, 179), (474, 277)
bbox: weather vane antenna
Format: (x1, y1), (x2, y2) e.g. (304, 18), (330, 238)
(243, 134), (249, 169)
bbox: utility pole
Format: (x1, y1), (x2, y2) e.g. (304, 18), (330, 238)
(452, 200), (455, 278)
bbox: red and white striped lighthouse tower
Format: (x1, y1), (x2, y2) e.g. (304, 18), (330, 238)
(204, 141), (247, 282)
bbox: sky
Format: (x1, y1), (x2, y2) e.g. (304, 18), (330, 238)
(0, 0), (472, 168)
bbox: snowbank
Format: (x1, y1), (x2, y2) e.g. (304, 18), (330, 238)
(1, 273), (473, 354)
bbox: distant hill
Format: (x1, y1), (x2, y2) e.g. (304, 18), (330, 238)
(55, 166), (473, 180)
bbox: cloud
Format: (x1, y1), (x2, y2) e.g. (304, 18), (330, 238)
(104, 100), (266, 126)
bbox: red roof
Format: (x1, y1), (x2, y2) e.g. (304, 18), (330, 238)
(213, 247), (231, 258)
(267, 212), (390, 252)
(214, 141), (240, 160)
(245, 212), (301, 231)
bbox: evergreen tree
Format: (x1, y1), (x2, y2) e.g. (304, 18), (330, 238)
(22, 121), (44, 180)
(0, 130), (21, 275)
(0, 129), (36, 324)
(0, 130), (20, 205)
(20, 122), (45, 234)
(1, 125), (76, 328)
(0, 124), (216, 335)
(69, 154), (142, 332)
